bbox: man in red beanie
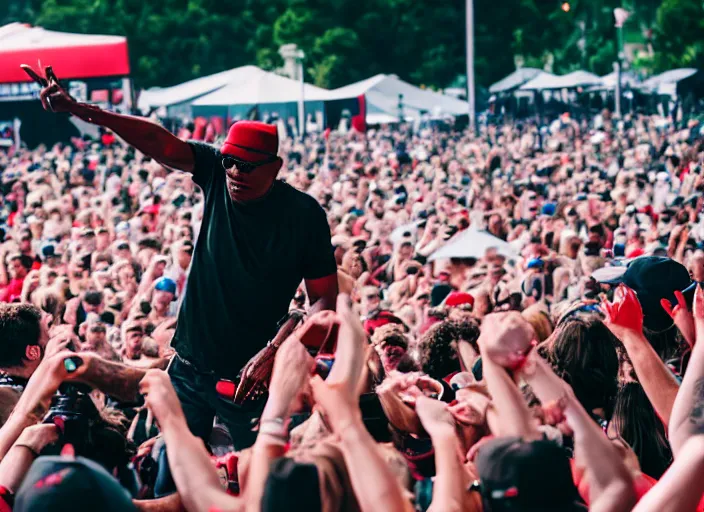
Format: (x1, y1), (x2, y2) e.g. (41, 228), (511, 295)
(444, 291), (475, 322)
(33, 67), (338, 449)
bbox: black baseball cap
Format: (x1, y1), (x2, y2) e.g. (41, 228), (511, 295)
(592, 256), (693, 332)
(14, 456), (136, 511)
(475, 436), (585, 512)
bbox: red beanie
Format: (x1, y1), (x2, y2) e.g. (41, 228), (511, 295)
(444, 291), (475, 309)
(364, 311), (405, 336)
(220, 121), (278, 161)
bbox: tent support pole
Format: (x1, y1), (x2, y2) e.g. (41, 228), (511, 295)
(465, 0), (476, 134)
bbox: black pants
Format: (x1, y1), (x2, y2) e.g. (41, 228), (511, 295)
(167, 354), (264, 451)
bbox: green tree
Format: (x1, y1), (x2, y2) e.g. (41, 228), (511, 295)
(653, 0), (704, 71)
(2, 0), (688, 94)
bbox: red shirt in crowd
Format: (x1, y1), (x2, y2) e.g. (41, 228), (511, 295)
(0, 278), (24, 303)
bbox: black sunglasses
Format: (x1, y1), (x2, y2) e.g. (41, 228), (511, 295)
(222, 155), (277, 174)
(222, 144), (278, 174)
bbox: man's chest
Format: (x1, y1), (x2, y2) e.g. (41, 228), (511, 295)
(198, 198), (306, 283)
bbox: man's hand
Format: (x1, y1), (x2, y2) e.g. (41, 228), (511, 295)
(478, 312), (536, 370)
(139, 369), (186, 431)
(22, 65), (77, 114)
(262, 335), (315, 419)
(44, 326), (77, 358)
(14, 352), (89, 421)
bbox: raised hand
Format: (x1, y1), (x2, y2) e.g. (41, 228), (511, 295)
(661, 289), (695, 348)
(13, 352), (90, 421)
(263, 334), (315, 419)
(21, 64), (77, 114)
(310, 374), (362, 434)
(693, 284), (704, 322)
(326, 294), (367, 394)
(600, 284), (644, 341)
(693, 284), (704, 346)
(478, 312), (536, 370)
(415, 395), (456, 438)
(139, 369), (186, 431)
(309, 295), (368, 433)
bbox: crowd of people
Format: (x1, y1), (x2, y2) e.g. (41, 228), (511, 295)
(0, 97), (702, 511)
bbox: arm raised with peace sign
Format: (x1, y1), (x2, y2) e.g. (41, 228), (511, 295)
(21, 63), (195, 173)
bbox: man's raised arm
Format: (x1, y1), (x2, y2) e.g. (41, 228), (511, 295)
(27, 65), (195, 173)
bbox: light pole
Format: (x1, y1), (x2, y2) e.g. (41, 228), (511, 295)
(614, 8), (630, 118)
(297, 51), (305, 137)
(466, 0), (475, 134)
(278, 44), (306, 138)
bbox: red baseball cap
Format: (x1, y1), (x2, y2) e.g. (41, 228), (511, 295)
(220, 121), (279, 161)
(444, 291), (475, 309)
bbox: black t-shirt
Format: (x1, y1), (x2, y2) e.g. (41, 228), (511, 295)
(171, 142), (336, 378)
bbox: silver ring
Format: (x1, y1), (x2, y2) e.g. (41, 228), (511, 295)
(46, 96), (53, 111)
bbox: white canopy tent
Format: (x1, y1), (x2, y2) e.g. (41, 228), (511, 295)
(190, 66), (329, 123)
(586, 71), (640, 91)
(325, 74), (469, 120)
(429, 228), (517, 261)
(517, 71), (560, 91)
(640, 68), (699, 96)
(489, 68), (543, 94)
(137, 66), (251, 116)
(559, 70), (602, 88)
(193, 66), (329, 106)
(519, 70), (601, 91)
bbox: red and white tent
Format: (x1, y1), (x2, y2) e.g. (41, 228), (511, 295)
(0, 22), (130, 84)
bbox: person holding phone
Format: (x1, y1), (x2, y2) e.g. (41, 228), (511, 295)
(25, 65), (338, 449)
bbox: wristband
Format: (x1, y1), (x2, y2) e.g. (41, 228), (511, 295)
(259, 418), (289, 440)
(14, 443), (40, 458)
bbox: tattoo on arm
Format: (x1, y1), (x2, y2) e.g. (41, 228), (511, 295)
(689, 378), (704, 433)
(79, 359), (147, 403)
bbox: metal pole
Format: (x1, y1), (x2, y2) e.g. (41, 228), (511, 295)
(615, 24), (624, 118)
(614, 61), (621, 119)
(298, 57), (305, 138)
(466, 0), (476, 133)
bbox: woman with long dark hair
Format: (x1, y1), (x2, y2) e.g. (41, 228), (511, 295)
(538, 314), (620, 422)
(609, 382), (673, 479)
